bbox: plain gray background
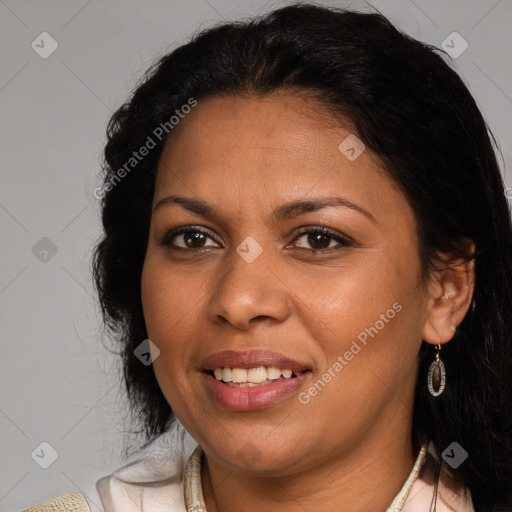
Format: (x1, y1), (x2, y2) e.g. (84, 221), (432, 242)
(1, 0), (511, 510)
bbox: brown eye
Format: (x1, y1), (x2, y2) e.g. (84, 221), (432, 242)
(161, 227), (219, 250)
(292, 227), (353, 252)
(297, 232), (334, 250)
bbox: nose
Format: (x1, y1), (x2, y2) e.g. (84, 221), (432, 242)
(205, 247), (292, 331)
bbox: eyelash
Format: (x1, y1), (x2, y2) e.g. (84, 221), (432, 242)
(160, 225), (353, 253)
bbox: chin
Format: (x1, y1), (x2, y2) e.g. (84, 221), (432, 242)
(201, 432), (312, 474)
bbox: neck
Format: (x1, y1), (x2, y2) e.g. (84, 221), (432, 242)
(201, 416), (417, 512)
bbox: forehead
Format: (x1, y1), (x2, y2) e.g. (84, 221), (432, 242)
(159, 92), (354, 160)
(153, 92), (406, 225)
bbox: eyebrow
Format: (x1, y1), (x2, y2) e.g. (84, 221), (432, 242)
(152, 194), (376, 224)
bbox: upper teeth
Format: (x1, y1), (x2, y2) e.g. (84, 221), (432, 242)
(213, 366), (301, 384)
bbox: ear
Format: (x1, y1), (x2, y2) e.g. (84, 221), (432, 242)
(422, 239), (476, 346)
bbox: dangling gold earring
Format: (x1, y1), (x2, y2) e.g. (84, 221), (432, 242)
(427, 343), (446, 397)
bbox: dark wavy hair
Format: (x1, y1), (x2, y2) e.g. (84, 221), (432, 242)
(92, 4), (512, 510)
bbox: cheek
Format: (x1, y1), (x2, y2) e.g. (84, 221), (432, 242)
(303, 247), (424, 403)
(140, 258), (200, 379)
(140, 259), (203, 419)
(305, 251), (419, 347)
(142, 256), (200, 335)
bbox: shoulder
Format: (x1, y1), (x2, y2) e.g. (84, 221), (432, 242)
(23, 492), (92, 511)
(23, 426), (194, 512)
(95, 426), (195, 512)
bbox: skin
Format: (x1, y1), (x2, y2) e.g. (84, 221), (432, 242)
(141, 91), (474, 512)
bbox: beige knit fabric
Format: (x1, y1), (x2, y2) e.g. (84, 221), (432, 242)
(23, 492), (91, 512)
(184, 444), (207, 512)
(386, 444), (427, 511)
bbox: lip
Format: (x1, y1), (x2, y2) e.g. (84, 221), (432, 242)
(202, 349), (310, 373)
(201, 349), (312, 411)
(202, 370), (311, 410)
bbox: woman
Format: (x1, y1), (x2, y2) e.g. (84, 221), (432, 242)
(24, 3), (512, 511)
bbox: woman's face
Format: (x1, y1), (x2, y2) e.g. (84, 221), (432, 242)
(141, 92), (431, 474)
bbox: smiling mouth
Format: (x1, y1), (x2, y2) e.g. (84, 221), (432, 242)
(206, 366), (310, 387)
